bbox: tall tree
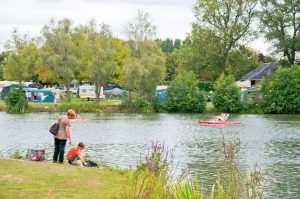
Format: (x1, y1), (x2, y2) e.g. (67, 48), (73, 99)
(120, 10), (165, 104)
(227, 46), (261, 79)
(3, 30), (38, 83)
(41, 18), (81, 102)
(124, 9), (157, 51)
(84, 20), (117, 103)
(175, 26), (223, 81)
(260, 0), (300, 66)
(194, 0), (258, 71)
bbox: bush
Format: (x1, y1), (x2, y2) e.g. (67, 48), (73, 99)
(11, 151), (24, 159)
(164, 70), (206, 113)
(5, 86), (28, 113)
(260, 65), (300, 113)
(133, 97), (154, 113)
(212, 74), (242, 113)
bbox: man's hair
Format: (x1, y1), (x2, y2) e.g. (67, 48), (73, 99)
(78, 142), (85, 148)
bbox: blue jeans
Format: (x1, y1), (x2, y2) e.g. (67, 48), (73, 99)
(53, 138), (67, 163)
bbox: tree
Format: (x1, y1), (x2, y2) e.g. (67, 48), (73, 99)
(194, 0), (258, 71)
(3, 30), (39, 83)
(124, 9), (157, 51)
(175, 26), (223, 81)
(212, 74), (242, 112)
(164, 69), (206, 113)
(260, 0), (300, 66)
(120, 10), (165, 105)
(227, 46), (261, 79)
(41, 18), (81, 102)
(84, 20), (117, 103)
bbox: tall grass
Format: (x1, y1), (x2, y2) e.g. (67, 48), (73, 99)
(174, 131), (264, 199)
(123, 141), (175, 198)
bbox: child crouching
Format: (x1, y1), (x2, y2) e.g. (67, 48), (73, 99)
(66, 142), (86, 166)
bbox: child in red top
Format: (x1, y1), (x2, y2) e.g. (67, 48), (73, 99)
(66, 142), (86, 166)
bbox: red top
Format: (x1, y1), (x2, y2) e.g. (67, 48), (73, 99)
(66, 146), (81, 160)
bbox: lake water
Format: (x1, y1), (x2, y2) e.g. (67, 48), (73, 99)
(0, 112), (299, 198)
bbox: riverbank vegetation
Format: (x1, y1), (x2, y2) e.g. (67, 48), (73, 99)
(1, 0), (300, 114)
(2, 135), (264, 198)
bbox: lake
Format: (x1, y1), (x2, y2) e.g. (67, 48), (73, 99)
(0, 112), (299, 198)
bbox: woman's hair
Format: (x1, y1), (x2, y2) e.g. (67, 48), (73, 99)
(67, 109), (76, 118)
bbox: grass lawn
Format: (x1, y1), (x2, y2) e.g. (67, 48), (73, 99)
(0, 159), (132, 199)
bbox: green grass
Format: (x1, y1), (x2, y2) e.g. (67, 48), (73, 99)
(0, 159), (132, 199)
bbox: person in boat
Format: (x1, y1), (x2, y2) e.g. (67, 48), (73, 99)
(214, 113), (229, 121)
(66, 142), (86, 166)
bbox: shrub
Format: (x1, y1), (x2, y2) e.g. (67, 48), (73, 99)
(11, 151), (24, 159)
(212, 74), (242, 113)
(164, 70), (206, 113)
(133, 97), (154, 113)
(5, 86), (28, 113)
(260, 65), (300, 113)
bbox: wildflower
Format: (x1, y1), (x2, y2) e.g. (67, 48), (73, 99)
(151, 162), (156, 171)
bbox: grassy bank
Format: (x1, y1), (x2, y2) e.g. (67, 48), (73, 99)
(0, 159), (132, 199)
(0, 99), (216, 113)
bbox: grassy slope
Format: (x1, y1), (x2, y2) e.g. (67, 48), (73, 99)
(0, 159), (132, 199)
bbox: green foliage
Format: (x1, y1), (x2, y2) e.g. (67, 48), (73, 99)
(260, 65), (300, 113)
(133, 97), (154, 113)
(175, 26), (223, 81)
(175, 178), (201, 199)
(83, 20), (117, 103)
(0, 51), (9, 80)
(5, 86), (28, 113)
(227, 46), (261, 80)
(58, 102), (96, 113)
(41, 18), (81, 102)
(260, 0), (300, 66)
(3, 30), (39, 83)
(159, 38), (181, 54)
(212, 74), (242, 113)
(164, 70), (206, 113)
(125, 142), (174, 199)
(120, 11), (166, 103)
(165, 52), (179, 81)
(194, 0), (258, 71)
(11, 151), (24, 159)
(198, 81), (213, 92)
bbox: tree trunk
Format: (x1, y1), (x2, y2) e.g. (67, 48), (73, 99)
(222, 52), (229, 73)
(66, 83), (71, 103)
(95, 82), (99, 104)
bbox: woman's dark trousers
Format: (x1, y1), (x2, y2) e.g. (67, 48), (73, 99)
(53, 138), (67, 163)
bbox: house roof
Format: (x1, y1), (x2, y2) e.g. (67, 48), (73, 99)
(240, 62), (278, 81)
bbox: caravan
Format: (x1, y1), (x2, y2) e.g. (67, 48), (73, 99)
(78, 84), (105, 100)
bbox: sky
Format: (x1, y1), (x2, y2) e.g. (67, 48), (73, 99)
(0, 0), (270, 54)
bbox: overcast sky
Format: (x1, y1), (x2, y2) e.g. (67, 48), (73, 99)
(0, 0), (270, 54)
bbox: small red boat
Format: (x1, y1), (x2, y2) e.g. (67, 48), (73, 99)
(198, 120), (241, 125)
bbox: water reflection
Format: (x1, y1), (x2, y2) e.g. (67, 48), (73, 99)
(0, 112), (299, 198)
